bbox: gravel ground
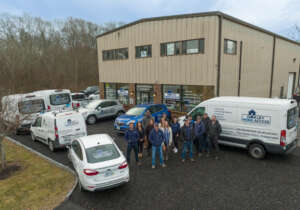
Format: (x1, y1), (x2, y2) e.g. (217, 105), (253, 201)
(10, 118), (300, 210)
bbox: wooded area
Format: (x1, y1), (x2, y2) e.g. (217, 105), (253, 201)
(0, 14), (123, 95)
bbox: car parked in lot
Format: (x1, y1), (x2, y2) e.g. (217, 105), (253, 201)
(68, 134), (130, 192)
(71, 93), (89, 109)
(30, 110), (87, 152)
(114, 104), (171, 133)
(81, 86), (99, 97)
(88, 90), (100, 101)
(79, 99), (125, 125)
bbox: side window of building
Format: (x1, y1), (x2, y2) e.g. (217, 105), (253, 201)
(161, 39), (204, 56)
(102, 48), (128, 61)
(224, 39), (237, 55)
(136, 45), (152, 58)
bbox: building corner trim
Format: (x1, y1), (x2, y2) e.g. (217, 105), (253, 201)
(269, 36), (276, 98)
(217, 14), (223, 97)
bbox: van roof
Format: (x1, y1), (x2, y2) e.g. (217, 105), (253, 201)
(205, 97), (296, 106)
(79, 134), (113, 149)
(42, 110), (80, 118)
(34, 89), (71, 94)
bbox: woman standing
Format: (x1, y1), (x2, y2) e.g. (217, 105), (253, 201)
(136, 121), (145, 158)
(145, 119), (155, 156)
(161, 121), (173, 161)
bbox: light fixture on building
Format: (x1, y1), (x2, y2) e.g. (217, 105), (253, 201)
(153, 92), (157, 97)
(293, 58), (296, 63)
(130, 91), (134, 96)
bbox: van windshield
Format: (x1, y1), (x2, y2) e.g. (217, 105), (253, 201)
(50, 93), (71, 106)
(18, 99), (45, 114)
(287, 107), (297, 129)
(85, 144), (120, 163)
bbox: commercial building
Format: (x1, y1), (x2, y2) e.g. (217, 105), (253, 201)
(96, 11), (300, 112)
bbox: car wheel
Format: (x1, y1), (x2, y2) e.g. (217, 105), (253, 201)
(48, 140), (55, 152)
(31, 132), (36, 142)
(87, 115), (97, 125)
(116, 111), (125, 117)
(249, 143), (266, 159)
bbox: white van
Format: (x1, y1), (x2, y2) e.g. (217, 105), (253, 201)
(30, 110), (87, 152)
(1, 93), (45, 134)
(34, 89), (72, 112)
(179, 97), (298, 159)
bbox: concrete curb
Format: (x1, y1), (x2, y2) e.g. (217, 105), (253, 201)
(5, 136), (78, 205)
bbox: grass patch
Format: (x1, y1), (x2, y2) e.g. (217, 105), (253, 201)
(0, 139), (75, 210)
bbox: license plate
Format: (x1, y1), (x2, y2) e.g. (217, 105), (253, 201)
(105, 170), (113, 177)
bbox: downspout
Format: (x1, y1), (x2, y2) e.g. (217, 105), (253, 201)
(269, 36), (276, 98)
(216, 14), (223, 97)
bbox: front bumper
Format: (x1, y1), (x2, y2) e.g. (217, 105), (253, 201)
(114, 123), (129, 133)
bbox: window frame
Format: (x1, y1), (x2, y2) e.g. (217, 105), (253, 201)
(160, 38), (205, 57)
(224, 39), (237, 55)
(135, 45), (152, 59)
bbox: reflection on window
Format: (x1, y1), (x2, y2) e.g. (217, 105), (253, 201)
(224, 39), (237, 55)
(105, 83), (117, 100)
(136, 45), (152, 58)
(163, 85), (181, 112)
(103, 48), (128, 61)
(161, 39), (204, 56)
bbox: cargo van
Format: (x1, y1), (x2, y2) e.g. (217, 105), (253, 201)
(1, 93), (45, 134)
(34, 89), (72, 112)
(30, 110), (87, 152)
(179, 97), (298, 159)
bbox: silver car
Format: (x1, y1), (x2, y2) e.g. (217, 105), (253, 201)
(79, 99), (125, 125)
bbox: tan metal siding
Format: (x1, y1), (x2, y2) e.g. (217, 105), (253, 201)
(97, 16), (219, 86)
(220, 19), (274, 97)
(272, 38), (300, 98)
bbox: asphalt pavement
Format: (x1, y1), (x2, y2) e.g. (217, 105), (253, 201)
(10, 118), (300, 210)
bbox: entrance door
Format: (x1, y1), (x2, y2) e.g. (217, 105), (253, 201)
(140, 92), (150, 104)
(287, 72), (296, 99)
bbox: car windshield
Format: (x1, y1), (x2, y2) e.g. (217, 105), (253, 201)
(50, 93), (71, 105)
(126, 107), (146, 116)
(18, 99), (45, 114)
(85, 144), (120, 163)
(287, 107), (297, 129)
(86, 101), (100, 109)
(72, 94), (85, 100)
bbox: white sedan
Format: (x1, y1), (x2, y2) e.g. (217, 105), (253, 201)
(68, 134), (130, 192)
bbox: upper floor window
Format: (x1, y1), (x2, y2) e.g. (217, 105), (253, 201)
(161, 39), (204, 56)
(224, 39), (237, 55)
(136, 45), (152, 58)
(102, 48), (128, 61)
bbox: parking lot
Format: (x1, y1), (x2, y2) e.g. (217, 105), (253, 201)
(10, 118), (300, 210)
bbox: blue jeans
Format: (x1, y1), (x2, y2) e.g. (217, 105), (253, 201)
(181, 141), (193, 160)
(152, 145), (164, 166)
(127, 143), (139, 164)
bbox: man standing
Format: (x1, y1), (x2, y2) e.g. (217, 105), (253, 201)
(149, 123), (166, 169)
(207, 115), (222, 160)
(142, 110), (153, 129)
(180, 119), (195, 163)
(194, 115), (205, 157)
(124, 122), (141, 166)
(202, 113), (211, 156)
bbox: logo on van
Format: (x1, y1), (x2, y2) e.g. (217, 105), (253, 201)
(241, 109), (271, 125)
(65, 119), (79, 127)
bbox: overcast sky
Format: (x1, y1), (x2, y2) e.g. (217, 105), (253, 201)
(1, 0), (300, 38)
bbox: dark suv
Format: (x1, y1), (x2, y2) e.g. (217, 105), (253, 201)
(81, 86), (99, 97)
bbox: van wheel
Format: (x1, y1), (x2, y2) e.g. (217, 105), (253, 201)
(31, 132), (36, 142)
(49, 140), (55, 152)
(87, 115), (97, 125)
(249, 143), (266, 159)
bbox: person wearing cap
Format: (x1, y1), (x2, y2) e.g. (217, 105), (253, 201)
(180, 118), (195, 163)
(149, 123), (166, 168)
(124, 121), (141, 166)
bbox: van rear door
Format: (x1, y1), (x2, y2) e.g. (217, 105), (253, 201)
(286, 106), (298, 145)
(56, 114), (87, 145)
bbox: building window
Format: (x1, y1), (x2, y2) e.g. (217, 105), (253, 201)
(136, 45), (152, 58)
(105, 83), (117, 99)
(182, 86), (204, 112)
(117, 84), (129, 105)
(163, 85), (181, 112)
(161, 39), (204, 56)
(102, 48), (128, 61)
(136, 84), (154, 105)
(224, 39), (237, 55)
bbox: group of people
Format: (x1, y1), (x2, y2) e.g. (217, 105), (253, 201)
(124, 110), (222, 169)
